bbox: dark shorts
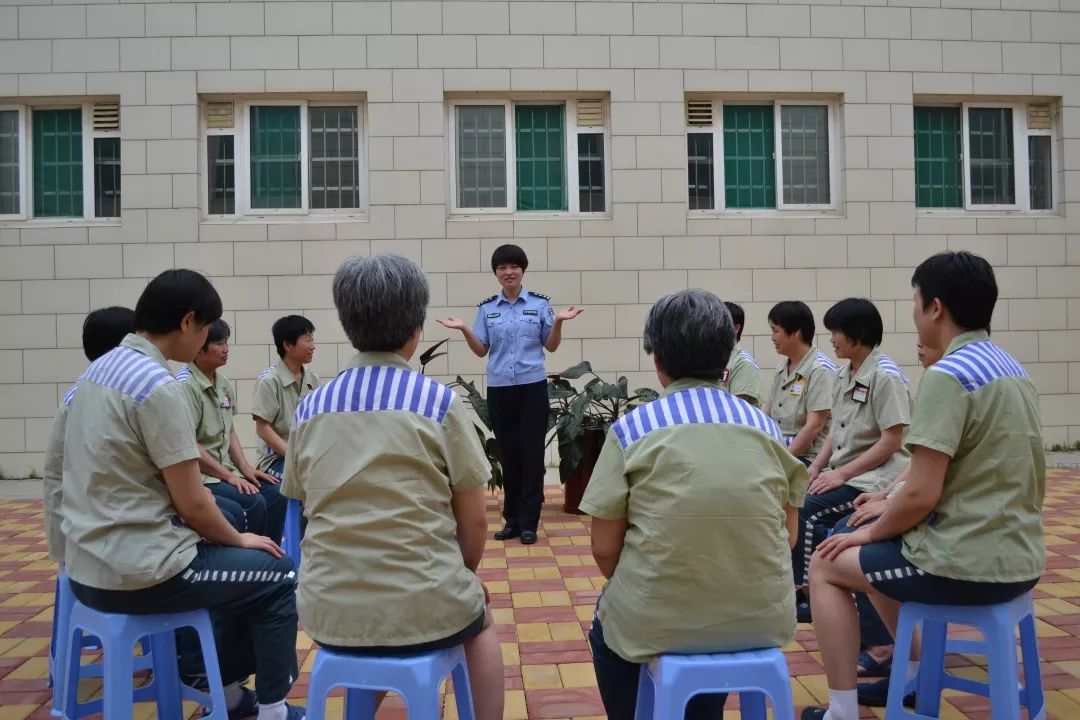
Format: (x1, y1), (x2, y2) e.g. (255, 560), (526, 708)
(320, 611), (486, 657)
(859, 537), (1038, 606)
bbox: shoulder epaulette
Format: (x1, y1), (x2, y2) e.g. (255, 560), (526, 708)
(528, 291), (550, 301)
(477, 295), (497, 307)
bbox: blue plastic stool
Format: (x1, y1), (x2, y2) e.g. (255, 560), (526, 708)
(305, 644), (476, 720)
(886, 592), (1044, 720)
(59, 600), (223, 720)
(634, 648), (796, 720)
(282, 497), (303, 567)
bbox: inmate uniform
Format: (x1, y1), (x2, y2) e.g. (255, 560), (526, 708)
(43, 391), (74, 563)
(720, 346), (763, 406)
(580, 379), (809, 719)
(791, 349), (913, 586)
(178, 364), (285, 542)
(860, 331), (1044, 603)
(60, 334), (298, 705)
(474, 289), (554, 535)
(281, 352), (490, 652)
(252, 361), (320, 479)
(767, 348), (837, 463)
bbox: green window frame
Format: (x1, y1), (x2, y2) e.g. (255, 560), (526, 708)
(33, 108), (83, 218)
(0, 109), (20, 217)
(249, 105), (303, 211)
(967, 107), (1015, 207)
(515, 105), (567, 212)
(723, 105), (776, 210)
(914, 106), (963, 209)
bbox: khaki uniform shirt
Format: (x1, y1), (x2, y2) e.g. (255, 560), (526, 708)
(282, 352), (489, 647)
(579, 379), (809, 664)
(252, 362), (320, 472)
(767, 348), (837, 459)
(901, 331), (1045, 583)
(43, 396), (73, 562)
(61, 334), (201, 590)
(827, 348), (913, 493)
(721, 347), (763, 407)
(178, 364), (238, 484)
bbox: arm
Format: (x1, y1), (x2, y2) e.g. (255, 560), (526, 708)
(864, 445), (947, 540)
(436, 317), (490, 358)
(787, 409), (829, 457)
(831, 424), (906, 485)
(254, 417), (288, 458)
(196, 445), (259, 493)
(542, 306), (583, 353)
(229, 429), (277, 485)
(451, 485), (488, 571)
(592, 517), (630, 579)
(161, 458), (281, 555)
(807, 435), (834, 480)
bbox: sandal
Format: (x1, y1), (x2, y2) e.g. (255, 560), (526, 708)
(857, 649), (893, 678)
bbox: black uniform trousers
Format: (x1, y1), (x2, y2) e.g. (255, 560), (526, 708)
(487, 380), (548, 533)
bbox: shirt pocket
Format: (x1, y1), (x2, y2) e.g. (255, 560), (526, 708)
(522, 316), (543, 338)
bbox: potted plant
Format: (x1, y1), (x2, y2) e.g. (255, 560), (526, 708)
(547, 362), (658, 513)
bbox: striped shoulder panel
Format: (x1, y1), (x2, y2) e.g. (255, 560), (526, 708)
(814, 350), (838, 374)
(63, 382), (79, 407)
(257, 366), (275, 381)
(737, 348), (760, 371)
(611, 387), (782, 450)
(876, 354), (909, 385)
(174, 365), (192, 382)
(80, 346), (177, 404)
(928, 340), (1028, 393)
(295, 365), (455, 428)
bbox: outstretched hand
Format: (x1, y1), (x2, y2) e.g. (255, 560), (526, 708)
(437, 317), (468, 332)
(555, 306), (584, 322)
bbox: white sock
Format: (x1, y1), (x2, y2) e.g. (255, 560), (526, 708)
(906, 660), (921, 683)
(223, 682), (244, 710)
(823, 689), (858, 720)
(258, 700), (293, 720)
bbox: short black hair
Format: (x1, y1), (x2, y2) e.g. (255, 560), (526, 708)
(82, 306), (135, 362)
(201, 319), (231, 350)
(724, 301), (745, 341)
(912, 251), (997, 331)
(134, 269), (222, 335)
(823, 298), (883, 348)
(490, 244), (528, 273)
(272, 315), (316, 359)
(767, 301), (815, 344)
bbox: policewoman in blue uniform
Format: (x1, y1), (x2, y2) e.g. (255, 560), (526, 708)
(438, 245), (582, 545)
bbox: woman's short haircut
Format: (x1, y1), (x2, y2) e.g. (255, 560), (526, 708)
(767, 301), (816, 344)
(82, 306), (135, 362)
(134, 269), (222, 335)
(643, 289), (734, 381)
(823, 298), (883, 348)
(333, 254), (429, 352)
(912, 251), (997, 332)
(201, 319), (231, 351)
(724, 301), (746, 342)
(490, 244), (528, 273)
(272, 315), (316, 359)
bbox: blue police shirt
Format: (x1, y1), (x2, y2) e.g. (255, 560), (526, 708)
(473, 288), (554, 388)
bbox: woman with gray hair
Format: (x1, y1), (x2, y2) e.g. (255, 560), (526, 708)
(579, 289), (809, 719)
(281, 254), (504, 720)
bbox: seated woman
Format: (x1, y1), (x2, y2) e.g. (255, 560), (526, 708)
(793, 299), (913, 599)
(581, 290), (809, 719)
(281, 254), (504, 720)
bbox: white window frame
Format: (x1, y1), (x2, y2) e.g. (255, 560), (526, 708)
(918, 101), (1057, 214)
(202, 96), (368, 220)
(0, 101), (119, 223)
(687, 98), (840, 215)
(446, 97), (612, 217)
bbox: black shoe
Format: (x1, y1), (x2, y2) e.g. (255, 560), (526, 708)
(520, 530), (538, 545)
(857, 677), (916, 708)
(494, 525), (520, 541)
(800, 708), (826, 720)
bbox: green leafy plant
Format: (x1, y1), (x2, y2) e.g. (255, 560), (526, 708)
(547, 361), (659, 482)
(26, 467), (40, 480)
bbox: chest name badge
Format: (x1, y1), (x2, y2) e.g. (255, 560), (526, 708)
(852, 384), (869, 404)
(221, 395), (232, 409)
(487, 312), (501, 319)
(788, 375), (805, 396)
(523, 309), (538, 316)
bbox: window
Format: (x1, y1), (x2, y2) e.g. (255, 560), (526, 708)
(686, 99), (838, 213)
(914, 102), (1055, 212)
(202, 98), (366, 217)
(449, 98), (610, 215)
(0, 101), (120, 221)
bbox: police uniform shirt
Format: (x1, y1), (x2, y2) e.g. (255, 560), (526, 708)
(178, 363), (239, 485)
(60, 334), (201, 591)
(721, 346), (763, 407)
(252, 361), (320, 472)
(901, 331), (1045, 583)
(472, 289), (554, 388)
(580, 378), (809, 664)
(282, 351), (490, 648)
(826, 348), (913, 493)
(767, 348), (837, 457)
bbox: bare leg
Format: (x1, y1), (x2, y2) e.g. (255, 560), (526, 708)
(808, 547), (879, 691)
(462, 610), (505, 720)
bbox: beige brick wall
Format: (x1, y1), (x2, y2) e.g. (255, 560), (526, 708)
(2, 0), (1080, 473)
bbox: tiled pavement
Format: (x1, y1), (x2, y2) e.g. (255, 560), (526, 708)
(3, 470), (1080, 719)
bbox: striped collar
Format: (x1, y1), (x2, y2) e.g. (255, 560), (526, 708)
(929, 332), (1027, 393)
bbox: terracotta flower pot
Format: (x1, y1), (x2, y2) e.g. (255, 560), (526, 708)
(562, 426), (606, 514)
